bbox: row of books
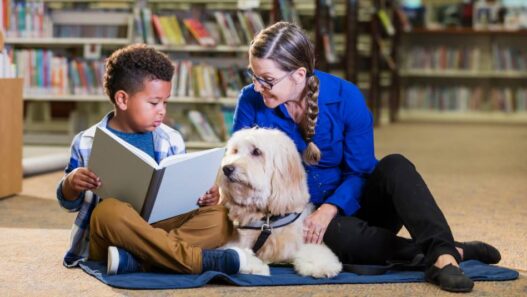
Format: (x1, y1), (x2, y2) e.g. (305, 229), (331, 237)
(11, 48), (105, 96)
(402, 0), (527, 30)
(9, 48), (252, 98)
(136, 8), (265, 47)
(404, 85), (527, 112)
(2, 1), (129, 39)
(1, 0), (50, 38)
(164, 108), (234, 143)
(172, 60), (250, 99)
(492, 45), (527, 71)
(404, 46), (482, 71)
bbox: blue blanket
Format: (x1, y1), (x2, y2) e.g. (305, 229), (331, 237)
(79, 260), (518, 290)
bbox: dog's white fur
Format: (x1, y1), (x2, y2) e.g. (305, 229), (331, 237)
(219, 128), (342, 278)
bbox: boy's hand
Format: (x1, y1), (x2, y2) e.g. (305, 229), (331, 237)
(62, 168), (101, 200)
(197, 185), (220, 207)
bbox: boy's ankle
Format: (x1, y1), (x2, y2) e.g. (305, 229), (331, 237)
(107, 246), (143, 275)
(201, 248), (246, 274)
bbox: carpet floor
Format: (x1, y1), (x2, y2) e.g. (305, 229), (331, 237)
(1, 122), (526, 296)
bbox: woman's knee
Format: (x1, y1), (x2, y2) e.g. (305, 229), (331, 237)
(377, 154), (415, 177)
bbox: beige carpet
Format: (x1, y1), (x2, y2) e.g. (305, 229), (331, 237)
(1, 122), (526, 296)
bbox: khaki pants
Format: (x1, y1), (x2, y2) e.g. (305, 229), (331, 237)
(89, 198), (232, 274)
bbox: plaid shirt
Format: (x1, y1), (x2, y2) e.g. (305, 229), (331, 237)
(56, 112), (185, 267)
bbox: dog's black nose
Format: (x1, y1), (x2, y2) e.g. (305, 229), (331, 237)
(222, 165), (235, 177)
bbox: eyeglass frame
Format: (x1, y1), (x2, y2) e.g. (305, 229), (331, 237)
(246, 68), (295, 90)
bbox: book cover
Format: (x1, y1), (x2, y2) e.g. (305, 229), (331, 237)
(188, 109), (221, 143)
(183, 18), (216, 47)
(89, 126), (225, 224)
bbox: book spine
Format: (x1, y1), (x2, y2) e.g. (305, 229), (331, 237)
(141, 168), (165, 223)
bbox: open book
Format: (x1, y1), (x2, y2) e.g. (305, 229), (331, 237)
(88, 127), (225, 224)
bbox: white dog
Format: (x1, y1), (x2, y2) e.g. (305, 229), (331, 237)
(219, 128), (342, 278)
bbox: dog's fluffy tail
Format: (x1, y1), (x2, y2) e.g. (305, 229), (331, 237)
(293, 244), (342, 278)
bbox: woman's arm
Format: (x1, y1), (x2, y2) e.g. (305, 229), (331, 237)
(232, 85), (258, 133)
(323, 83), (377, 216)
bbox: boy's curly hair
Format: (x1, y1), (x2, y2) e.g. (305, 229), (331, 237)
(104, 44), (174, 103)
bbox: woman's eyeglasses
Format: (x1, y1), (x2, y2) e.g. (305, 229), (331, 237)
(246, 68), (294, 90)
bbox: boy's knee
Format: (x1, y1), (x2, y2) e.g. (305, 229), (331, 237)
(199, 205), (232, 244)
(91, 198), (132, 229)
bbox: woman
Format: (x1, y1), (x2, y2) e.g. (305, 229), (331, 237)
(232, 22), (500, 293)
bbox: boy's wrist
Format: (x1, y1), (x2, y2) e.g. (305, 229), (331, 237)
(62, 174), (81, 200)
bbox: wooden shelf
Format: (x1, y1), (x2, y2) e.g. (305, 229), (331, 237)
(186, 141), (225, 150)
(43, 0), (134, 2)
(5, 37), (130, 47)
(153, 44), (249, 53)
(23, 94), (238, 105)
(400, 70), (527, 79)
(405, 28), (527, 36)
(399, 110), (527, 124)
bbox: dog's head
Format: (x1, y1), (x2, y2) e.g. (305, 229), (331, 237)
(219, 128), (309, 217)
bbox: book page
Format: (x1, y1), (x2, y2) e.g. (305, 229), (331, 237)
(147, 147), (225, 223)
(159, 147), (225, 168)
(89, 127), (157, 212)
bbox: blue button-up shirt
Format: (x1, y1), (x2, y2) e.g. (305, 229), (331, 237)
(233, 70), (378, 216)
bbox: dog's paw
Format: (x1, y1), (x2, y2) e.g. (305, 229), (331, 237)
(238, 248), (270, 276)
(293, 244), (342, 278)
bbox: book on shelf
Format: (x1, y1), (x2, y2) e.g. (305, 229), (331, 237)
(89, 126), (226, 224)
(0, 49), (16, 78)
(132, 7), (144, 43)
(151, 14), (168, 45)
(140, 8), (156, 44)
(378, 9), (395, 36)
(278, 0), (300, 25)
(221, 107), (235, 137)
(187, 109), (221, 143)
(183, 18), (216, 47)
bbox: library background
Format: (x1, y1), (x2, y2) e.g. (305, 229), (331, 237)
(0, 0), (526, 196)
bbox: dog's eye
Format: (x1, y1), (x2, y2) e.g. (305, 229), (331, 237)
(251, 148), (262, 156)
(232, 148), (238, 154)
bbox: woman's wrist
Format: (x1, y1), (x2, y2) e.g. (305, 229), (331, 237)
(318, 203), (338, 219)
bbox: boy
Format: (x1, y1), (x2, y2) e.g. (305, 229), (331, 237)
(57, 44), (250, 275)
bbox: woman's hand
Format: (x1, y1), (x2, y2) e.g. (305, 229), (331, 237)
(197, 185), (220, 207)
(303, 203), (338, 244)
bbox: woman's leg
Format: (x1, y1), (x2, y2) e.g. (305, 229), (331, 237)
(323, 215), (421, 265)
(355, 154), (461, 267)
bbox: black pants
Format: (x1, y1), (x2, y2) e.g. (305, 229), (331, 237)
(323, 154), (461, 267)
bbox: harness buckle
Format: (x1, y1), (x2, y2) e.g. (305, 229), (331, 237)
(261, 223), (272, 232)
(261, 214), (272, 232)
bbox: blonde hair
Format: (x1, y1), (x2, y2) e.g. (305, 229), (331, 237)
(250, 22), (321, 165)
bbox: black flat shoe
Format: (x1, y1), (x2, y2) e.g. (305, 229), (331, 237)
(425, 264), (474, 293)
(456, 241), (501, 264)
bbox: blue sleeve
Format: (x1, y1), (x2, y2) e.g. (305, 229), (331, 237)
(56, 134), (85, 212)
(324, 84), (377, 216)
(232, 85), (258, 133)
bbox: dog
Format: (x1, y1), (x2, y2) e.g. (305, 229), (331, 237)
(219, 128), (342, 278)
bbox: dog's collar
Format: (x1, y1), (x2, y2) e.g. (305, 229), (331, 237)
(238, 212), (302, 254)
(237, 212), (302, 230)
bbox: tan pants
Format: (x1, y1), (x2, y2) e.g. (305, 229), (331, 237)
(89, 198), (232, 274)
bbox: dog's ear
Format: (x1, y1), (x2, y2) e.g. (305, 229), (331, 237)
(268, 135), (309, 214)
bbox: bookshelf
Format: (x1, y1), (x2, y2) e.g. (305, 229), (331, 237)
(313, 0), (401, 126)
(2, 0), (279, 149)
(398, 28), (527, 123)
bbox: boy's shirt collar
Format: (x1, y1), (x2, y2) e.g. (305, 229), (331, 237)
(82, 111), (172, 142)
